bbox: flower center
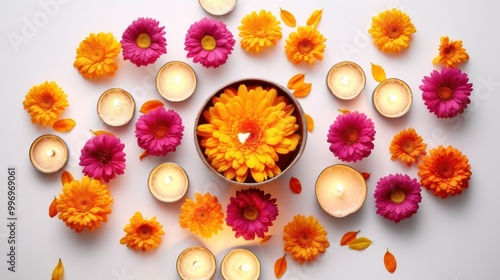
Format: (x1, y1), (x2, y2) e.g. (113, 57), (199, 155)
(136, 33), (152, 49)
(437, 162), (454, 179)
(343, 127), (360, 145)
(437, 86), (454, 101)
(137, 224), (152, 239)
(77, 196), (92, 211)
(390, 189), (406, 203)
(443, 45), (456, 56)
(401, 139), (415, 154)
(195, 207), (210, 223)
(201, 35), (216, 51)
(298, 230), (312, 247)
(387, 25), (401, 39)
(96, 150), (112, 165)
(152, 123), (169, 139)
(40, 93), (55, 109)
(243, 206), (259, 221)
(91, 49), (105, 61)
(298, 39), (313, 53)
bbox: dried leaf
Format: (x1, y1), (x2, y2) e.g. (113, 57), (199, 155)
(289, 176), (302, 194)
(306, 9), (323, 28)
(139, 151), (148, 160)
(384, 249), (397, 273)
(371, 63), (387, 82)
(340, 230), (360, 246)
(260, 235), (272, 244)
(361, 172), (371, 180)
(89, 129), (115, 136)
(305, 113), (314, 132)
(52, 118), (76, 132)
(349, 237), (373, 250)
(274, 254), (287, 278)
(140, 100), (164, 114)
(287, 73), (305, 89)
(51, 258), (64, 280)
(293, 82), (312, 98)
(61, 170), (74, 185)
(280, 7), (296, 27)
(338, 109), (351, 114)
(49, 197), (58, 218)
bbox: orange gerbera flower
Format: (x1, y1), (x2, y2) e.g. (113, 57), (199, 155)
(389, 128), (427, 166)
(239, 9), (282, 54)
(432, 36), (469, 68)
(74, 32), (121, 79)
(418, 145), (471, 198)
(23, 81), (69, 126)
(179, 193), (224, 238)
(285, 25), (326, 65)
(120, 212), (165, 252)
(56, 176), (113, 233)
(368, 9), (416, 53)
(283, 215), (330, 263)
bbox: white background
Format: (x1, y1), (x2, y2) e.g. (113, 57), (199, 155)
(1, 0), (499, 279)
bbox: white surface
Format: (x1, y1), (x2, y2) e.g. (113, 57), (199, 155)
(1, 0), (499, 279)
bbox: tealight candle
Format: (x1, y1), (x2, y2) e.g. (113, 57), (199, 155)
(199, 0), (237, 16)
(373, 78), (413, 118)
(177, 246), (216, 280)
(327, 61), (366, 100)
(97, 88), (136, 126)
(315, 164), (367, 218)
(29, 134), (68, 174)
(148, 162), (189, 202)
(221, 249), (260, 280)
(156, 61), (197, 102)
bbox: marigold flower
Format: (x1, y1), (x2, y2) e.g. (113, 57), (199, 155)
(283, 215), (330, 263)
(73, 32), (121, 79)
(121, 17), (167, 67)
(238, 10), (282, 54)
(432, 36), (469, 68)
(120, 212), (165, 252)
(285, 25), (326, 65)
(22, 81), (69, 126)
(179, 193), (224, 238)
(368, 9), (416, 53)
(418, 145), (471, 198)
(56, 176), (113, 233)
(389, 128), (427, 167)
(196, 84), (301, 183)
(79, 134), (126, 183)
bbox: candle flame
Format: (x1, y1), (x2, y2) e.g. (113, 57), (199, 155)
(192, 261), (200, 269)
(174, 75), (181, 85)
(113, 98), (121, 109)
(336, 183), (343, 195)
(389, 94), (398, 102)
(340, 75), (350, 85)
(240, 263), (251, 272)
(46, 149), (55, 157)
(164, 175), (172, 184)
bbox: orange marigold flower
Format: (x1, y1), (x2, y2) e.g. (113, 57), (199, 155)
(120, 212), (165, 252)
(56, 176), (113, 233)
(239, 9), (282, 54)
(285, 25), (326, 65)
(179, 193), (224, 238)
(22, 81), (69, 126)
(73, 32), (121, 79)
(432, 36), (469, 68)
(283, 214), (330, 263)
(389, 128), (427, 167)
(418, 145), (471, 198)
(368, 9), (416, 53)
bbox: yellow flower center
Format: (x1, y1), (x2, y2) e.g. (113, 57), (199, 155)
(137, 224), (153, 239)
(195, 207), (210, 223)
(40, 93), (55, 109)
(437, 162), (454, 179)
(387, 25), (402, 39)
(201, 35), (216, 51)
(401, 139), (415, 154)
(243, 206), (259, 221)
(437, 86), (453, 101)
(77, 196), (92, 211)
(91, 49), (105, 61)
(343, 127), (360, 145)
(390, 189), (406, 203)
(298, 39), (313, 53)
(96, 150), (111, 165)
(152, 123), (169, 139)
(136, 33), (152, 49)
(298, 230), (313, 247)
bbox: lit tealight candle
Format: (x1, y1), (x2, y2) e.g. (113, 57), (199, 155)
(97, 88), (136, 126)
(327, 61), (366, 100)
(29, 134), (68, 174)
(221, 249), (260, 280)
(373, 78), (413, 118)
(177, 246), (217, 280)
(199, 0), (237, 16)
(315, 164), (367, 218)
(156, 61), (197, 102)
(148, 162), (189, 203)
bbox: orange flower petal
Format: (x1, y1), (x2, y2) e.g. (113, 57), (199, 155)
(280, 7), (296, 27)
(338, 109), (351, 114)
(49, 197), (58, 218)
(289, 176), (302, 194)
(139, 151), (148, 160)
(293, 82), (312, 98)
(306, 9), (323, 28)
(61, 170), (74, 185)
(52, 118), (76, 132)
(361, 172), (371, 180)
(140, 100), (164, 114)
(274, 254), (287, 278)
(305, 113), (314, 132)
(287, 73), (305, 89)
(371, 63), (386, 82)
(260, 235), (272, 244)
(89, 129), (115, 136)
(340, 230), (360, 246)
(384, 249), (397, 273)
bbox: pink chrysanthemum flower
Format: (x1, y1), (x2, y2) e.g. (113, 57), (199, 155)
(135, 107), (184, 156)
(226, 188), (279, 241)
(374, 173), (422, 223)
(79, 134), (126, 183)
(327, 111), (376, 162)
(121, 17), (167, 66)
(184, 17), (235, 68)
(419, 67), (473, 119)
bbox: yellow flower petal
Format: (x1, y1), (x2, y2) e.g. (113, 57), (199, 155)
(371, 63), (387, 82)
(306, 9), (323, 28)
(280, 7), (296, 27)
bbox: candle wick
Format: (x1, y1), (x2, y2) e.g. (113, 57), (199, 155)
(239, 264), (251, 272)
(46, 149), (55, 157)
(164, 175), (172, 184)
(113, 99), (121, 109)
(192, 261), (200, 269)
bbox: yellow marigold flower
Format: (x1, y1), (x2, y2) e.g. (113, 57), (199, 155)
(197, 84), (301, 183)
(418, 145), (472, 198)
(285, 25), (326, 65)
(120, 212), (165, 252)
(432, 36), (469, 68)
(283, 215), (330, 263)
(56, 176), (113, 233)
(368, 8), (416, 53)
(22, 81), (69, 126)
(389, 128), (427, 167)
(238, 9), (282, 54)
(73, 32), (121, 79)
(179, 193), (224, 238)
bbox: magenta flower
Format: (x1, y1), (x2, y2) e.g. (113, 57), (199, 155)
(374, 173), (422, 223)
(327, 111), (376, 162)
(79, 134), (126, 183)
(121, 17), (167, 66)
(419, 67), (473, 118)
(226, 188), (279, 240)
(135, 107), (184, 156)
(184, 17), (235, 68)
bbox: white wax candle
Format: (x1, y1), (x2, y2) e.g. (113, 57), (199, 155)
(315, 164), (367, 218)
(199, 0), (237, 16)
(97, 88), (135, 126)
(177, 246), (216, 280)
(373, 78), (412, 118)
(148, 162), (189, 202)
(327, 61), (366, 100)
(29, 134), (68, 173)
(156, 61), (197, 102)
(221, 249), (260, 280)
